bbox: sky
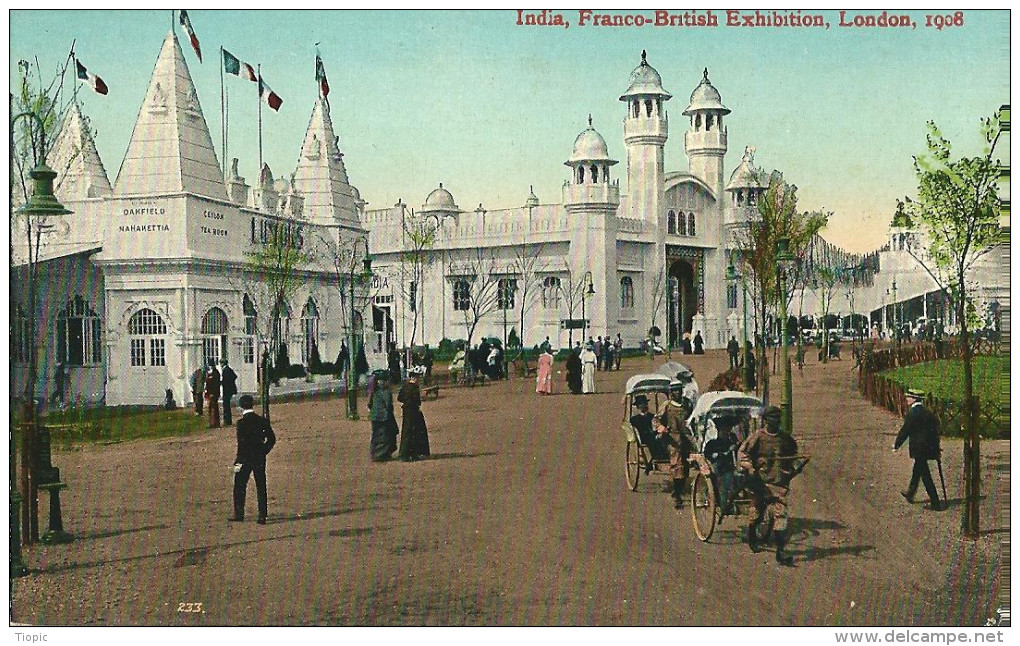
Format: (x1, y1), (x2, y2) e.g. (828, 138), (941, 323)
(9, 8), (1010, 252)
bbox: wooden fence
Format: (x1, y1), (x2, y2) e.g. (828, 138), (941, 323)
(857, 340), (1006, 438)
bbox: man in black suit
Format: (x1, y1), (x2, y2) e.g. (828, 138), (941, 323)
(230, 394), (276, 524)
(893, 389), (943, 511)
(220, 359), (238, 426)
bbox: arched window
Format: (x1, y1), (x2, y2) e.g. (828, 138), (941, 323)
(590, 165), (598, 184)
(201, 307), (230, 367)
(735, 189), (743, 206)
(727, 284), (738, 309)
(667, 210), (677, 235)
(58, 295), (102, 366)
(645, 99), (653, 117)
(13, 304), (31, 365)
(272, 298), (291, 356)
(542, 276), (562, 310)
(620, 276), (634, 309)
(706, 114), (714, 131)
(688, 212), (696, 236)
(300, 298), (320, 365)
(128, 308), (166, 367)
(694, 113), (701, 130)
(242, 295), (257, 364)
(679, 211), (688, 236)
(603, 166), (610, 183)
(498, 278), (516, 310)
(578, 167), (585, 184)
(453, 279), (471, 311)
(747, 190), (757, 207)
(632, 101), (640, 118)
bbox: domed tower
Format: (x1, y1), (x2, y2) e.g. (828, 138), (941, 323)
(419, 182), (463, 224)
(684, 68), (730, 202)
(724, 146), (764, 245)
(562, 116), (620, 340)
(619, 50), (671, 224)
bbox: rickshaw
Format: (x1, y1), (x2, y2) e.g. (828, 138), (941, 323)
(685, 391), (810, 542)
(621, 373), (673, 491)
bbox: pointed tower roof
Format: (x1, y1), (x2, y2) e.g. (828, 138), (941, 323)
(114, 31), (226, 200)
(292, 98), (359, 224)
(48, 102), (112, 202)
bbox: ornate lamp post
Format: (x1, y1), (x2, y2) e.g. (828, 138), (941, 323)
(776, 237), (797, 435)
(726, 261), (753, 392)
(580, 271), (594, 346)
(346, 239), (373, 420)
(11, 109), (74, 570)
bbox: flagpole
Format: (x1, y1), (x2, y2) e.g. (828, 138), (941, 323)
(257, 63), (263, 173)
(220, 46), (227, 182)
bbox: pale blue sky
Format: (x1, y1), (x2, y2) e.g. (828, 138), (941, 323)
(10, 9), (1010, 251)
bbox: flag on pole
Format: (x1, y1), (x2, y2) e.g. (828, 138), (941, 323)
(315, 52), (329, 99)
(75, 59), (108, 95)
(223, 49), (257, 82)
(258, 76), (283, 111)
(179, 10), (202, 62)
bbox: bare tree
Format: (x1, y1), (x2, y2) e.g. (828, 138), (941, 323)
(451, 248), (502, 350)
(240, 219), (310, 420)
(397, 206), (441, 355)
(510, 239), (548, 357)
(556, 259), (592, 349)
(648, 265), (668, 352)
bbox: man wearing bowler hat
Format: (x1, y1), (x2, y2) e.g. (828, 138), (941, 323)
(893, 389), (943, 511)
(230, 394), (276, 524)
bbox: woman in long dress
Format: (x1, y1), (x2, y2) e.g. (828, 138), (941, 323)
(565, 348), (582, 394)
(536, 348), (554, 395)
(369, 370), (396, 461)
(580, 344), (597, 394)
(398, 367), (431, 461)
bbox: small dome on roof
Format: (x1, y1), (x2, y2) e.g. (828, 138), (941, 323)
(726, 147), (762, 191)
(566, 115), (618, 165)
(525, 185), (539, 208)
(420, 183), (461, 213)
(683, 68), (730, 116)
(619, 50), (672, 101)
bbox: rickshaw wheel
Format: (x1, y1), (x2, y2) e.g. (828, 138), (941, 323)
(690, 471), (717, 541)
(625, 441), (641, 491)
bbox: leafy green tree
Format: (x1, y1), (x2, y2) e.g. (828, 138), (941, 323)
(903, 112), (1005, 537)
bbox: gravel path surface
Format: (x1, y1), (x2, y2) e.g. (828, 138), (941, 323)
(11, 350), (1006, 625)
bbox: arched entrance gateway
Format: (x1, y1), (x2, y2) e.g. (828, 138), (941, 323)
(665, 251), (702, 347)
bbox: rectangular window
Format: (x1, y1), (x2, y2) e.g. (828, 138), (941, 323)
(130, 339), (146, 366)
(84, 318), (102, 365)
(498, 278), (516, 310)
(727, 284), (738, 309)
(67, 318), (85, 366)
(13, 316), (31, 365)
(150, 339), (166, 366)
(409, 281), (417, 313)
(243, 338), (255, 364)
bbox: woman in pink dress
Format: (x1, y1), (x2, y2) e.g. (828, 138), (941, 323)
(536, 348), (554, 395)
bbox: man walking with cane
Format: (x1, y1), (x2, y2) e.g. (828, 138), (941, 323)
(893, 389), (944, 511)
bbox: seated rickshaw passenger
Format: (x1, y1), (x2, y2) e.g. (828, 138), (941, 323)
(703, 415), (742, 517)
(630, 395), (670, 473)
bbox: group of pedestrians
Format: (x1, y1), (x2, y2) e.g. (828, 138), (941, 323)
(368, 366), (431, 463)
(190, 360), (238, 428)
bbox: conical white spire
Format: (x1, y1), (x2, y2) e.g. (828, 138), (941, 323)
(292, 98), (358, 224)
(48, 102), (112, 202)
(114, 31), (225, 199)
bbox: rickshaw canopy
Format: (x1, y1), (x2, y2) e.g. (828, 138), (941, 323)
(624, 373), (673, 395)
(688, 391), (763, 422)
(657, 362), (693, 380)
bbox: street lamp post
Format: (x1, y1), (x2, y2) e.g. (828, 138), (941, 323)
(580, 271), (594, 347)
(887, 278), (899, 349)
(11, 108), (73, 570)
(346, 240), (373, 420)
(776, 237), (797, 435)
(727, 261), (753, 392)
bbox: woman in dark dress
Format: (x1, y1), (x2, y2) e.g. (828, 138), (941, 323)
(369, 370), (397, 461)
(565, 348), (583, 395)
(398, 367), (431, 461)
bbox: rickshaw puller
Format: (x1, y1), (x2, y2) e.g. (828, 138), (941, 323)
(738, 405), (798, 566)
(657, 384), (695, 509)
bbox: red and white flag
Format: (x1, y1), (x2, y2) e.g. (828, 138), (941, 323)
(258, 76), (283, 111)
(315, 52), (329, 99)
(178, 10), (202, 62)
(75, 59), (108, 95)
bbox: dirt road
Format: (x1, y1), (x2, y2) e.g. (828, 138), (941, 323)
(11, 350), (1006, 625)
